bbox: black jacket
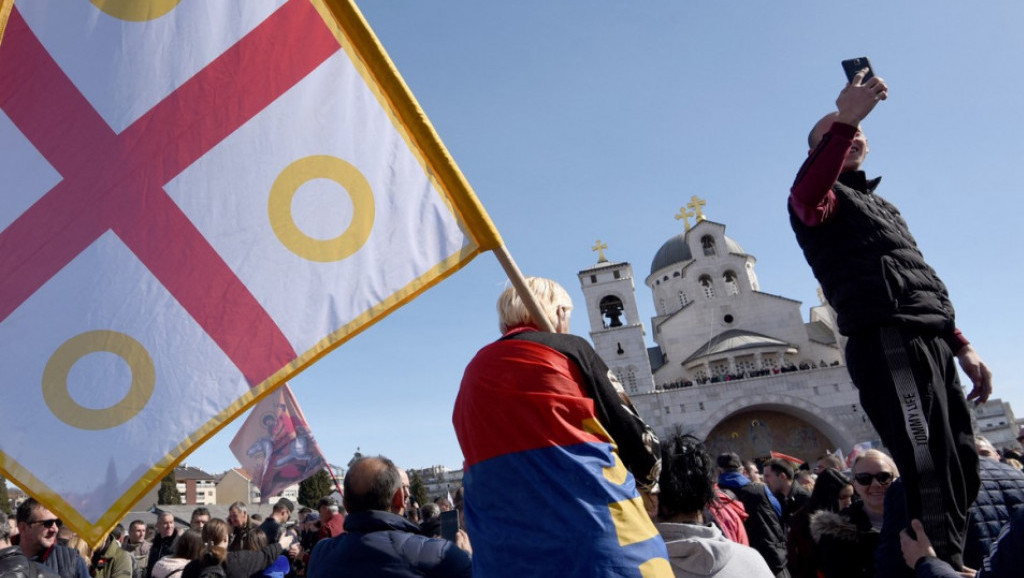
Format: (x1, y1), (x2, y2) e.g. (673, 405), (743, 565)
(915, 505), (1024, 578)
(810, 502), (878, 578)
(964, 459), (1024, 569)
(1, 546), (59, 578)
(181, 544), (281, 578)
(146, 532), (179, 578)
(719, 473), (789, 576)
(789, 171), (955, 337)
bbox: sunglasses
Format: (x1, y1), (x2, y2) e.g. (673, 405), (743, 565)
(854, 471), (894, 486)
(29, 518), (61, 529)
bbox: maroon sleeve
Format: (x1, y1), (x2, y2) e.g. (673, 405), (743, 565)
(789, 122), (857, 226)
(945, 328), (969, 355)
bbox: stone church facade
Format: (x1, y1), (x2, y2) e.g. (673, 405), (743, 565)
(577, 200), (879, 462)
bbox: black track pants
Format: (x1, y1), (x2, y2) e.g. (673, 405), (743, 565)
(845, 326), (980, 569)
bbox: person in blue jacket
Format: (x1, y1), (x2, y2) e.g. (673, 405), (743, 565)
(307, 456), (471, 578)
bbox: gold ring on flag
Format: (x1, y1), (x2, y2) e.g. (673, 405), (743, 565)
(268, 155), (375, 262)
(42, 330), (156, 430)
(90, 0), (183, 22)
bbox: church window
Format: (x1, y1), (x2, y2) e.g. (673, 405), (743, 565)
(678, 291), (688, 308)
(699, 402), (705, 411)
(599, 295), (626, 327)
(701, 235), (716, 256)
(673, 271), (680, 277)
(679, 404), (685, 413)
(664, 406), (670, 414)
(663, 275), (669, 282)
(699, 275), (715, 299)
(626, 369), (637, 393)
(723, 270), (739, 295)
(590, 275), (597, 283)
(613, 270), (621, 279)
(658, 298), (666, 315)
(723, 314), (733, 324)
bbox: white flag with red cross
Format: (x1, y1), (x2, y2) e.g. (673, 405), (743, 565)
(0, 0), (501, 544)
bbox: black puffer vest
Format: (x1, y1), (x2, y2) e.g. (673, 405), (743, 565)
(789, 172), (955, 337)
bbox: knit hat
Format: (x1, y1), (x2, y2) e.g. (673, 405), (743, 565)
(275, 497), (295, 514)
(716, 452), (742, 470)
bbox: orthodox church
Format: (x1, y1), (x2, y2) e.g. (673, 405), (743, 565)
(577, 196), (879, 462)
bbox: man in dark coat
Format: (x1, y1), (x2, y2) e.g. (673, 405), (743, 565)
(15, 500), (87, 578)
(763, 458), (811, 531)
(0, 511), (59, 578)
(307, 456), (471, 578)
(146, 513), (179, 578)
(717, 453), (790, 578)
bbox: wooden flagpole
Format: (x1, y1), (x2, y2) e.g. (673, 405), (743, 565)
(492, 245), (555, 333)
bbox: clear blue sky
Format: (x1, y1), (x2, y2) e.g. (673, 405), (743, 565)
(184, 1), (1024, 475)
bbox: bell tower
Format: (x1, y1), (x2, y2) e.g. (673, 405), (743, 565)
(577, 241), (655, 395)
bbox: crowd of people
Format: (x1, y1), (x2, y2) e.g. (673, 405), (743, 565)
(0, 469), (470, 578)
(3, 433), (1022, 578)
(1, 65), (1015, 578)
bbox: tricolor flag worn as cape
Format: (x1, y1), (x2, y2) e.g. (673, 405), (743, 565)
(0, 0), (501, 544)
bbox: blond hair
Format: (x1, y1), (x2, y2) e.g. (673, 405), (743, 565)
(852, 448), (899, 478)
(497, 277), (572, 334)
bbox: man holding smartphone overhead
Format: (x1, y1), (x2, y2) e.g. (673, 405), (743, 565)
(787, 63), (991, 570)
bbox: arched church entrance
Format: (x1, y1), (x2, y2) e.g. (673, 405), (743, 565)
(704, 408), (835, 464)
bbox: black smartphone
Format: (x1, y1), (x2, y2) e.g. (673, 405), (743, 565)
(440, 510), (459, 542)
(841, 57), (874, 84)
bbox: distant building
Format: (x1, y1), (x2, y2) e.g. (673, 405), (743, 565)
(578, 200), (879, 463)
(174, 465), (217, 505)
(973, 398), (1019, 450)
(407, 465), (463, 501)
(215, 467), (299, 505)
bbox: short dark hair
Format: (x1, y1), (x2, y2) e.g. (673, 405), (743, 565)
(344, 457), (401, 513)
(660, 434), (716, 517)
(191, 507), (210, 521)
(129, 519), (146, 531)
(110, 523), (126, 541)
(317, 497), (338, 511)
(16, 498), (43, 525)
(766, 458), (795, 480)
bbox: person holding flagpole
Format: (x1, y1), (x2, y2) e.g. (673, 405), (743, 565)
(453, 277), (672, 577)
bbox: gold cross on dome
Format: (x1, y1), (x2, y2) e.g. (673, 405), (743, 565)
(674, 207), (695, 231)
(592, 240), (608, 263)
(687, 195), (708, 222)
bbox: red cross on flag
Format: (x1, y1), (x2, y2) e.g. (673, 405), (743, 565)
(0, 0), (502, 543)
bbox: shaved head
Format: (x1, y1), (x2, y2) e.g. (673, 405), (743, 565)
(809, 112), (841, 148)
(807, 112), (869, 172)
(343, 456), (402, 513)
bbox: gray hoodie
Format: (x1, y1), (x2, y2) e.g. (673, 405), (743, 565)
(656, 522), (774, 578)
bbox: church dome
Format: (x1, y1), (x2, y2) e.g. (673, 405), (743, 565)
(649, 228), (746, 276)
(650, 234), (692, 276)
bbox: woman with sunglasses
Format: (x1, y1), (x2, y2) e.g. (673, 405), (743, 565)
(810, 450), (899, 578)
